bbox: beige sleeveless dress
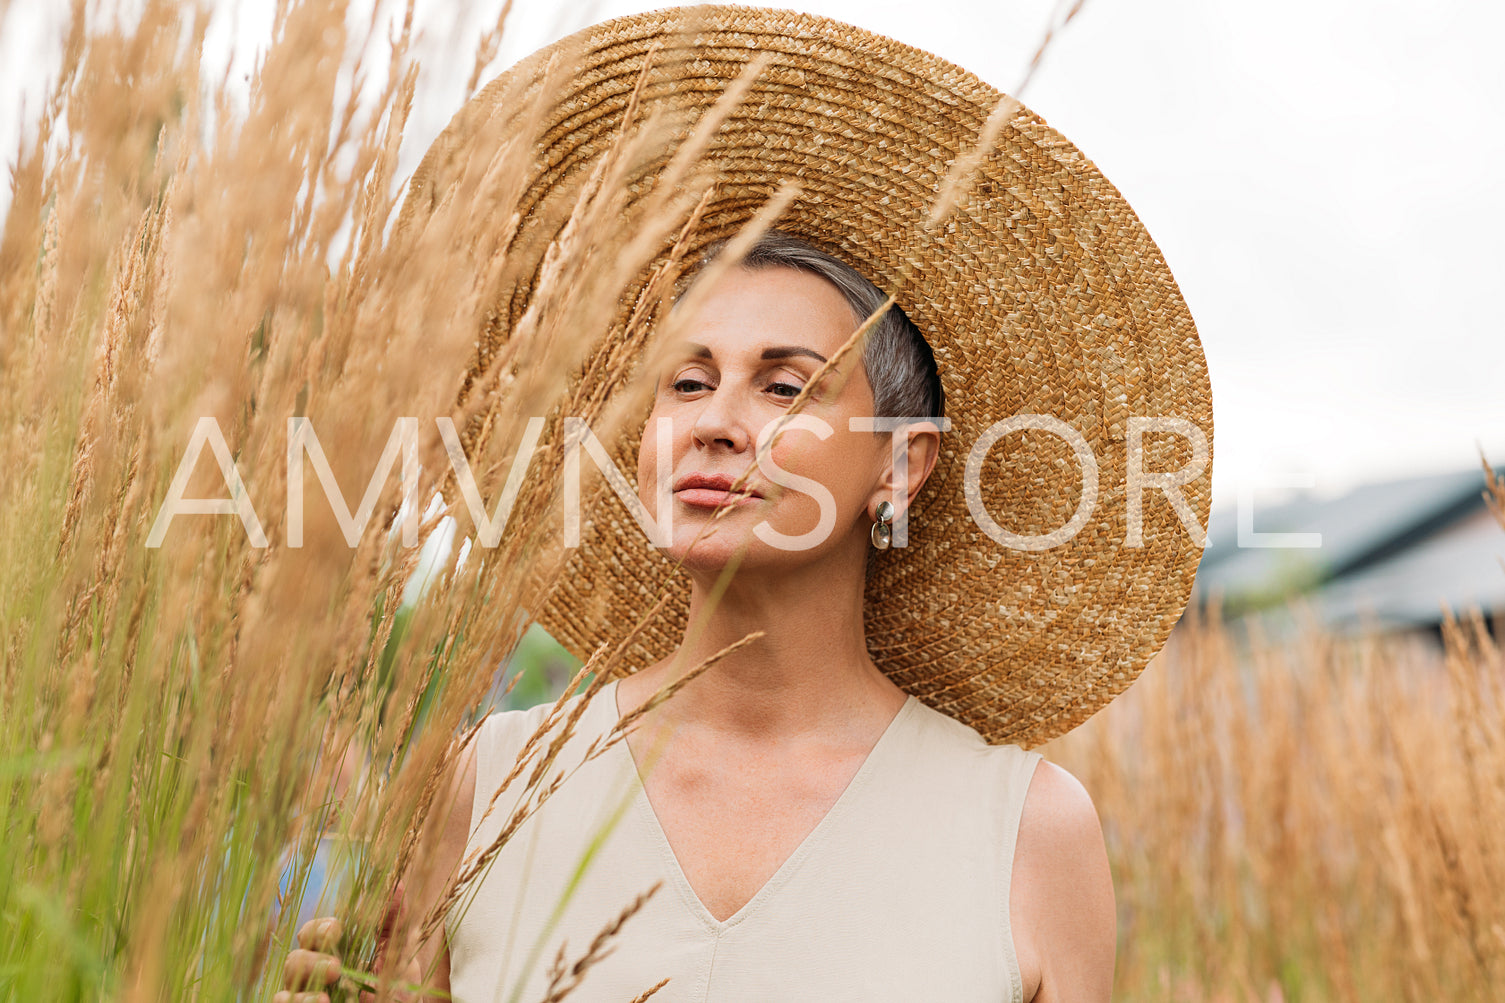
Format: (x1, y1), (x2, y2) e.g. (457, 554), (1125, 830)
(446, 679), (1042, 1003)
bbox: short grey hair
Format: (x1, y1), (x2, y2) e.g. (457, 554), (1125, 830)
(695, 231), (945, 421)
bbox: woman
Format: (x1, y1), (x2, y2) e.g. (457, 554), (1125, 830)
(280, 7), (1211, 1001)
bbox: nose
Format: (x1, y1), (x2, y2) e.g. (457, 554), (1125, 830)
(690, 385), (752, 453)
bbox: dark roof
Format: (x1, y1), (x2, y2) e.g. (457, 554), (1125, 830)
(1309, 507), (1505, 630)
(1192, 466), (1503, 629)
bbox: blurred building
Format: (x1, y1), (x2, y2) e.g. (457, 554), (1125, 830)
(1192, 466), (1505, 636)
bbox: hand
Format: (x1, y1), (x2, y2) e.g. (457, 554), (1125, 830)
(274, 916), (344, 1003)
(275, 884), (422, 1002)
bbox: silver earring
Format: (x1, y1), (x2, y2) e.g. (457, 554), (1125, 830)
(870, 500), (895, 550)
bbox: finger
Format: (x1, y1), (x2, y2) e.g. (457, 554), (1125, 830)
(281, 948), (318, 988)
(271, 993), (330, 1003)
(282, 949), (342, 989)
(296, 916), (343, 952)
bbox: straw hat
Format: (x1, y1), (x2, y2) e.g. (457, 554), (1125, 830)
(405, 5), (1213, 747)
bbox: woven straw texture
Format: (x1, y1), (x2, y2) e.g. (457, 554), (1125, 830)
(404, 6), (1213, 747)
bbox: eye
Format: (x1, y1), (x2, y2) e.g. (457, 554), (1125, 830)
(672, 377), (712, 394)
(767, 381), (804, 399)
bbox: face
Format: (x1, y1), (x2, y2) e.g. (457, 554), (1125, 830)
(636, 265), (892, 574)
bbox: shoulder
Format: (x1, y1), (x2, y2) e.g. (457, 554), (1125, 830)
(1016, 759), (1102, 851)
(475, 698), (563, 755)
(466, 695), (583, 786)
(1010, 759), (1115, 1003)
(464, 687), (613, 815)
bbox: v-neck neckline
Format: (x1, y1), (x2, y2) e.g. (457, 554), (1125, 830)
(607, 678), (918, 933)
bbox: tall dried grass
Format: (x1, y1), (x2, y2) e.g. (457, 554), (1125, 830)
(1044, 464), (1505, 1001)
(0, 0), (736, 998)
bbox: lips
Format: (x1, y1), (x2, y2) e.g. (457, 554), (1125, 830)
(673, 472), (762, 509)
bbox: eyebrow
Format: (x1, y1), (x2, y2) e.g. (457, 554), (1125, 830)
(686, 343), (829, 364)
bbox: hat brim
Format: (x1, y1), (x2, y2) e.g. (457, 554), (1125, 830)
(402, 5), (1213, 747)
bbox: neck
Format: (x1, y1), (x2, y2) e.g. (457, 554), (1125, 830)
(633, 538), (907, 741)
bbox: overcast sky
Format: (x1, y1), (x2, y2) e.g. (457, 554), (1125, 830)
(3, 0), (1501, 518)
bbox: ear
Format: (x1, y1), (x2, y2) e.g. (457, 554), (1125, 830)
(868, 421), (942, 520)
